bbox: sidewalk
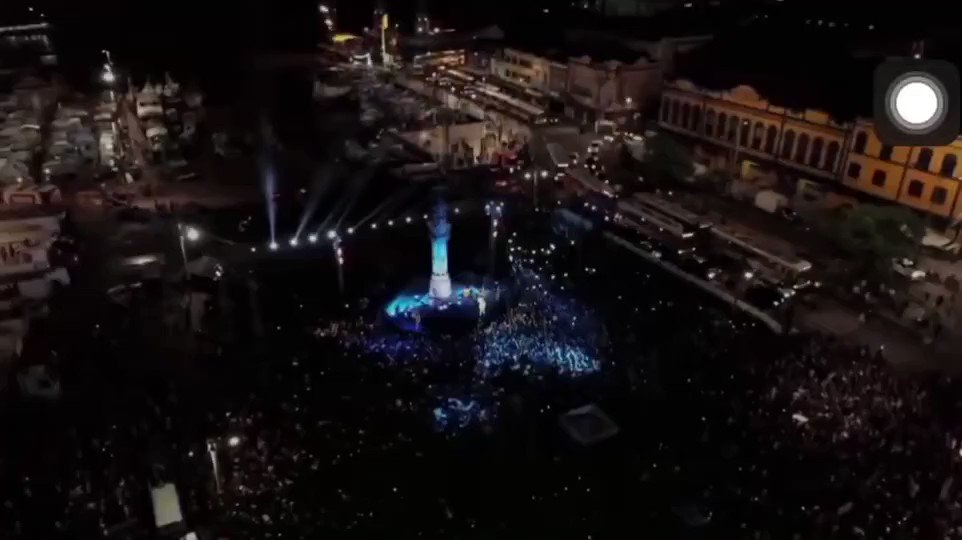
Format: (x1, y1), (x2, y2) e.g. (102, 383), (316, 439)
(796, 294), (962, 372)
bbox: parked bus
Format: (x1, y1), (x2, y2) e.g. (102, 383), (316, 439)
(711, 227), (812, 286)
(567, 168), (616, 198)
(616, 199), (694, 239)
(631, 193), (712, 230)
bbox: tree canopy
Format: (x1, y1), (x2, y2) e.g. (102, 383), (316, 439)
(628, 133), (695, 184)
(823, 204), (925, 282)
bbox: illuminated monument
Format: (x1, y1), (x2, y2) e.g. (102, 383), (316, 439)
(428, 200), (453, 300)
(383, 198), (492, 333)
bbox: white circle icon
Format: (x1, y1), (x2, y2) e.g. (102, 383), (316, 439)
(895, 81), (939, 125)
(886, 73), (947, 134)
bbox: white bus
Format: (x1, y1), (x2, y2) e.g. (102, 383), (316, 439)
(631, 193), (711, 230)
(616, 199), (693, 239)
(711, 227), (813, 285)
(547, 143), (569, 169)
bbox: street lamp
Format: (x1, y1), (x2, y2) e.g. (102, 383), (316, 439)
(207, 439), (222, 494)
(101, 67), (116, 85)
(184, 226), (201, 243)
(227, 435), (241, 447)
(332, 234), (345, 295)
(177, 224), (198, 274)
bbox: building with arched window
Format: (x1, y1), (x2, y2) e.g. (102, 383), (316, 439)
(658, 79), (962, 221)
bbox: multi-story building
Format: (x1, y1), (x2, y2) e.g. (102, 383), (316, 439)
(565, 53), (659, 125)
(659, 79), (962, 220)
(0, 207), (69, 379)
(490, 47), (557, 92)
(489, 43), (658, 126)
(840, 121), (962, 218)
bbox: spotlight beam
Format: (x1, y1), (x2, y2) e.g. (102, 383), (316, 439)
(294, 164), (337, 241)
(332, 144), (392, 229)
(350, 186), (412, 231)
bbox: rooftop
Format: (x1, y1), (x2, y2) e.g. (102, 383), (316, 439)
(500, 29), (650, 65)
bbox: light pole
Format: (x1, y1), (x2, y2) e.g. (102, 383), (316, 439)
(207, 439), (222, 495)
(177, 223), (201, 278)
(485, 201), (504, 277)
(328, 230), (345, 295)
(177, 224), (201, 332)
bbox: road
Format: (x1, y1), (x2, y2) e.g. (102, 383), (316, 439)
(116, 96), (166, 193)
(523, 127), (951, 371)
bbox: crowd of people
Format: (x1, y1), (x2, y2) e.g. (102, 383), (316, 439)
(475, 268), (603, 379)
(7, 211), (962, 539)
(719, 336), (962, 538)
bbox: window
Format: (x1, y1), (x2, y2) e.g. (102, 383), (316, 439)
(739, 121), (750, 146)
(853, 131), (867, 153)
(932, 187), (949, 205)
(781, 130), (796, 158)
(764, 125), (777, 154)
(871, 170), (886, 187)
(847, 162), (861, 179)
(751, 122), (764, 149)
(879, 144), (893, 161)
(690, 106), (702, 131)
(809, 137), (824, 167)
(661, 98), (672, 121)
(717, 112), (728, 138)
(795, 133), (810, 162)
(916, 148), (933, 171)
(681, 102), (690, 128)
(825, 141), (840, 171)
(940, 153), (958, 177)
(670, 100), (679, 125)
(705, 109), (716, 135)
(907, 179), (924, 198)
(727, 116), (739, 141)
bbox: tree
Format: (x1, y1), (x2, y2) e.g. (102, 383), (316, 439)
(639, 132), (695, 184)
(822, 204), (925, 284)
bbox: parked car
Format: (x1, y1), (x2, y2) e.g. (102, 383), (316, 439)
(892, 258), (926, 280)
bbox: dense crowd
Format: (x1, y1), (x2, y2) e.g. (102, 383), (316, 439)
(6, 217), (962, 540)
(476, 268), (603, 379)
(722, 337), (962, 538)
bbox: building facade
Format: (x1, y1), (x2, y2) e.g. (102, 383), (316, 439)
(565, 55), (658, 125)
(659, 79), (962, 220)
(490, 48), (555, 92)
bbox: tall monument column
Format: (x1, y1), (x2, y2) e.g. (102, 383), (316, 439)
(428, 201), (453, 300)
